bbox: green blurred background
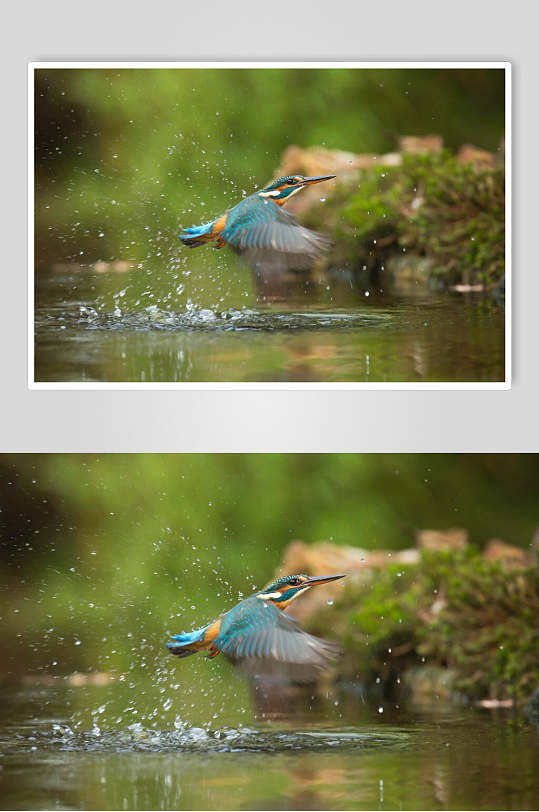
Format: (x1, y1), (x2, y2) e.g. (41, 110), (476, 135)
(2, 454), (537, 684)
(2, 455), (537, 812)
(35, 67), (505, 271)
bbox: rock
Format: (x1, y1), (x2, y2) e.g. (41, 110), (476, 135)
(483, 539), (528, 569)
(457, 144), (497, 169)
(417, 528), (468, 551)
(278, 539), (364, 574)
(402, 665), (458, 699)
(273, 145), (401, 215)
(277, 144), (401, 177)
(272, 138), (497, 227)
(398, 135), (444, 154)
(386, 255), (435, 291)
(451, 284), (485, 293)
(275, 539), (419, 621)
(475, 697), (514, 708)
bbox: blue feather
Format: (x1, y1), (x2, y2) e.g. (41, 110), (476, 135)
(166, 626), (207, 657)
(178, 221), (213, 240)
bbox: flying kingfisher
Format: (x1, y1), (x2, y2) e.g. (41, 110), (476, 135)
(179, 174), (336, 272)
(167, 573), (345, 682)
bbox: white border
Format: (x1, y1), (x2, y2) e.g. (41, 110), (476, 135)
(28, 61), (511, 390)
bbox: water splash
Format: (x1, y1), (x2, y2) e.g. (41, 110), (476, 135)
(15, 720), (409, 754)
(41, 305), (392, 333)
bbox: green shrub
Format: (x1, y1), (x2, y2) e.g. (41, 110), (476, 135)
(310, 548), (538, 701)
(314, 152), (505, 290)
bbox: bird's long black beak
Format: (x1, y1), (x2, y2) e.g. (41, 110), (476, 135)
(305, 573), (345, 586)
(300, 174), (336, 186)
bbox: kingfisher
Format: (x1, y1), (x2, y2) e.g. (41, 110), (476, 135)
(167, 573), (345, 682)
(179, 174), (336, 272)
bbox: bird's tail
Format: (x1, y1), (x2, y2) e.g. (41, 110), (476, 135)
(166, 628), (206, 658)
(179, 221), (214, 247)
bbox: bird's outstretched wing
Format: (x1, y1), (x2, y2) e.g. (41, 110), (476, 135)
(222, 197), (331, 272)
(215, 597), (341, 683)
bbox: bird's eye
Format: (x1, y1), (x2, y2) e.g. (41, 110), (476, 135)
(289, 578), (299, 585)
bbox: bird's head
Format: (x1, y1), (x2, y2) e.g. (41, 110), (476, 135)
(258, 174), (336, 203)
(256, 573), (345, 608)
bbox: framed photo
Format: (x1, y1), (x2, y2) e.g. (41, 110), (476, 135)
(30, 62), (510, 388)
(2, 452), (537, 810)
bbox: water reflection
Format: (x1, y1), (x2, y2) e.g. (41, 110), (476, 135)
(253, 267), (326, 303)
(34, 267), (505, 383)
(0, 681), (537, 811)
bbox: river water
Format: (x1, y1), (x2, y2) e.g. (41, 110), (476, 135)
(1, 681), (536, 810)
(34, 266), (505, 384)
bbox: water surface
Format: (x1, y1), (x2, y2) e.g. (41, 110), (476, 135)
(34, 266), (505, 383)
(1, 682), (536, 810)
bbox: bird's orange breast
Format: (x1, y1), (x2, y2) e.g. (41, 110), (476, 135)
(202, 616), (222, 645)
(211, 213), (228, 237)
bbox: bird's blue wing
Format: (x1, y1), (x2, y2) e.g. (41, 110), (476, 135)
(222, 197), (331, 271)
(215, 597), (341, 681)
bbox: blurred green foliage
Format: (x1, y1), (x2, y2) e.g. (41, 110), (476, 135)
(400, 155), (505, 287)
(308, 152), (505, 288)
(35, 68), (505, 268)
(1, 454), (537, 685)
(312, 548), (539, 701)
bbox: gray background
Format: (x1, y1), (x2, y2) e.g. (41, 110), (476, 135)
(2, 0), (537, 452)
